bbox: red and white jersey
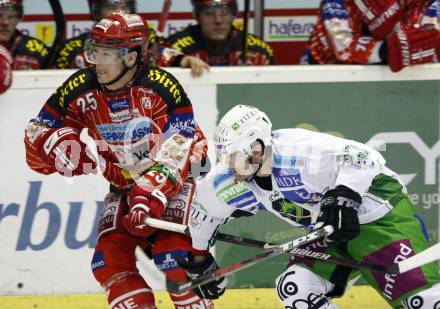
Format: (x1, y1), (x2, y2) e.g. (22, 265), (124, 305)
(24, 66), (207, 195)
(306, 0), (439, 64)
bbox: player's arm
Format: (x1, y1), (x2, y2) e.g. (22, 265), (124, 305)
(352, 0), (440, 72)
(383, 24), (440, 72)
(24, 69), (97, 176)
(53, 37), (84, 69)
(317, 143), (384, 244)
(122, 67), (202, 236)
(178, 166), (259, 300)
(351, 0), (403, 39)
(21, 37), (50, 69)
(321, 0), (384, 64)
(246, 34), (275, 65)
(153, 29), (210, 76)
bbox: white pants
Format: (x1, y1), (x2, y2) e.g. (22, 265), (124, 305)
(275, 265), (440, 309)
(275, 265), (339, 309)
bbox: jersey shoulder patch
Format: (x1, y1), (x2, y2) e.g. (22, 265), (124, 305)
(166, 25), (200, 54)
(142, 66), (191, 108)
(55, 34), (87, 69)
(47, 68), (98, 115)
(246, 33), (274, 58)
(19, 35), (49, 60)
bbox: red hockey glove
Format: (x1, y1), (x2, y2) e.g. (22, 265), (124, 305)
(387, 25), (440, 72)
(122, 186), (167, 237)
(353, 0), (403, 39)
(0, 45), (13, 94)
(40, 127), (97, 176)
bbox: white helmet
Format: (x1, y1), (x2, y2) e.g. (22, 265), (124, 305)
(214, 105), (272, 161)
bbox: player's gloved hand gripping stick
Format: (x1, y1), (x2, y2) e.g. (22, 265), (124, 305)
(143, 216), (333, 294)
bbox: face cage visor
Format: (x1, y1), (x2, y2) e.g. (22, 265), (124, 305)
(84, 39), (129, 65)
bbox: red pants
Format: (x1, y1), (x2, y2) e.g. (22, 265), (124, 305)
(91, 191), (213, 309)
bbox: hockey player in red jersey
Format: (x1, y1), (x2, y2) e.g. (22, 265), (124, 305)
(303, 0), (440, 72)
(24, 12), (212, 309)
(165, 0), (274, 66)
(0, 0), (49, 69)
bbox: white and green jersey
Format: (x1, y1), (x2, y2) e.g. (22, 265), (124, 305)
(190, 128), (405, 250)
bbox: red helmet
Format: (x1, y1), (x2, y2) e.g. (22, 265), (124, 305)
(191, 0), (237, 15)
(0, 0), (23, 17)
(84, 12), (149, 65)
(88, 0), (136, 21)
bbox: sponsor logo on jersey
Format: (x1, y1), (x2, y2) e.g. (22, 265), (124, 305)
(274, 154), (306, 169)
(96, 118), (152, 142)
(141, 96), (152, 109)
(91, 251), (106, 271)
(217, 182), (249, 202)
(274, 169), (302, 188)
(366, 240), (426, 301)
(58, 73), (87, 108)
(216, 182), (258, 209)
(25, 39), (49, 57)
(137, 88), (154, 95)
(272, 198), (313, 226)
(148, 69), (183, 104)
(274, 168), (322, 205)
(163, 112), (196, 138)
(153, 251), (188, 271)
(110, 110), (131, 122)
(227, 191), (258, 209)
(213, 169), (234, 189)
(55, 39), (83, 69)
(37, 108), (61, 128)
(108, 98), (130, 113)
(171, 35), (196, 51)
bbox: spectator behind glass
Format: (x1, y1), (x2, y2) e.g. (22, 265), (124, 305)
(165, 0), (274, 66)
(0, 43), (12, 93)
(54, 0), (209, 76)
(302, 0), (440, 72)
(0, 0), (49, 70)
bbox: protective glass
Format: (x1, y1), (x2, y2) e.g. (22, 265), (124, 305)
(84, 39), (128, 65)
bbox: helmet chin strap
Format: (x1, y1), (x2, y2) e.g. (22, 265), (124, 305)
(101, 60), (135, 87)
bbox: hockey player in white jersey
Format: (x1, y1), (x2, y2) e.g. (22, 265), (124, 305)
(177, 105), (440, 308)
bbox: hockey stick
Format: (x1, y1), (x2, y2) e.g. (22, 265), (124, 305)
(143, 217), (440, 275)
(240, 0), (250, 64)
(44, 0), (65, 68)
(216, 232), (394, 274)
(217, 233), (440, 275)
(144, 217), (390, 273)
(144, 217), (391, 273)
(165, 225), (334, 294)
(157, 0), (172, 34)
(393, 241), (440, 274)
(144, 217), (189, 235)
